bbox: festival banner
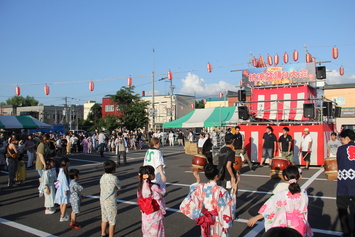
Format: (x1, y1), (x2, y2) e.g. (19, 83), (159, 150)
(241, 62), (316, 87)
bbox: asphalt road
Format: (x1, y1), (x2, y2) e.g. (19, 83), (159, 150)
(0, 145), (343, 237)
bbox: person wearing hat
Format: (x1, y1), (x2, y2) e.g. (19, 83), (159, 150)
(299, 128), (312, 170)
(218, 133), (237, 189)
(198, 132), (213, 164)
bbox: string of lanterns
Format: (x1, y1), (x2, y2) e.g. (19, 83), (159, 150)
(12, 45), (348, 96)
(251, 47), (342, 76)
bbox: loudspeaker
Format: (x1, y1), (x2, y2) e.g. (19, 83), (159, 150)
(316, 66), (326, 79)
(238, 90), (246, 102)
(335, 106), (342, 118)
(323, 101), (332, 116)
(238, 106), (250, 120)
(303, 103), (314, 118)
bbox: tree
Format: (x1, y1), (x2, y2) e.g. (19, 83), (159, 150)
(97, 114), (120, 132)
(107, 86), (150, 131)
(195, 100), (205, 109)
(2, 95), (39, 106)
(87, 103), (102, 125)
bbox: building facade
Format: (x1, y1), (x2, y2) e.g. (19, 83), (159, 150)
(141, 94), (195, 129)
(84, 101), (98, 120)
(324, 83), (355, 131)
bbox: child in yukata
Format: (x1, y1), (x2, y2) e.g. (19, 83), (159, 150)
(100, 160), (122, 237)
(180, 164), (238, 237)
(137, 165), (166, 237)
(248, 165), (313, 237)
(69, 169), (84, 230)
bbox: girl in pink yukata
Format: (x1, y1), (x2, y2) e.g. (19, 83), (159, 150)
(247, 165), (313, 237)
(180, 164), (238, 237)
(137, 165), (166, 237)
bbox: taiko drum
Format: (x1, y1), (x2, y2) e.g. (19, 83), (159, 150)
(192, 154), (207, 170)
(324, 157), (338, 181)
(233, 155), (242, 171)
(271, 157), (290, 172)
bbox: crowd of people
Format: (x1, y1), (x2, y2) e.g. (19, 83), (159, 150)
(1, 125), (354, 237)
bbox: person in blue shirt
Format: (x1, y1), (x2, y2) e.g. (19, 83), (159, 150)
(336, 129), (355, 237)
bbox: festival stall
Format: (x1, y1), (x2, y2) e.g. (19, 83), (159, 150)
(0, 115), (52, 129)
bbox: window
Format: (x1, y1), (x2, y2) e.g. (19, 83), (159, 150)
(105, 105), (114, 112)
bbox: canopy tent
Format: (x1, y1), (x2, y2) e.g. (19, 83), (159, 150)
(163, 106), (239, 128)
(0, 116), (53, 129)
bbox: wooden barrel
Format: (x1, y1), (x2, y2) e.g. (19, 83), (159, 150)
(324, 157), (338, 181)
(192, 154), (207, 170)
(270, 157), (290, 179)
(233, 155), (242, 171)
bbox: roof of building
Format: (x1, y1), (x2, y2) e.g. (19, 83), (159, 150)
(324, 83), (355, 90)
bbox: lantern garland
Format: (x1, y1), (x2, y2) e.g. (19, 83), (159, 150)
(127, 77), (132, 86)
(293, 50), (299, 61)
(332, 46), (338, 59)
(15, 86), (20, 96)
(207, 63), (212, 73)
(267, 55), (273, 66)
(44, 85), (50, 95)
(306, 52), (312, 63)
(283, 52), (289, 64)
(339, 66), (344, 76)
(167, 70), (173, 80)
(89, 81), (94, 91)
(274, 54), (279, 66)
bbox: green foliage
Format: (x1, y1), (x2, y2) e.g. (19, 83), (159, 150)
(2, 95), (39, 106)
(195, 100), (205, 109)
(87, 103), (102, 125)
(107, 86), (150, 131)
(97, 114), (120, 132)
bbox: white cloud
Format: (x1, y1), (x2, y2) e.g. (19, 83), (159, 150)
(179, 73), (236, 97)
(326, 70), (355, 84)
(145, 90), (163, 96)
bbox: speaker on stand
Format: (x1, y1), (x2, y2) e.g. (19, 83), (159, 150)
(238, 106), (250, 120)
(303, 103), (315, 118)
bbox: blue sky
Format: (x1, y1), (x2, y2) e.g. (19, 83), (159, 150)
(1, 0), (355, 106)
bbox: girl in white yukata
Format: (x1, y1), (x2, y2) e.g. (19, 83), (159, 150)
(43, 159), (56, 214)
(54, 157), (71, 222)
(143, 138), (166, 190)
(180, 164), (238, 237)
(137, 165), (166, 237)
(247, 165), (313, 237)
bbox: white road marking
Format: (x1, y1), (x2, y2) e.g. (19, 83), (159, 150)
(0, 218), (58, 237)
(86, 195), (341, 235)
(301, 168), (325, 190)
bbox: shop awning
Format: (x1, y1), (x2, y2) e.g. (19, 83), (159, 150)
(163, 106), (239, 128)
(0, 115), (53, 129)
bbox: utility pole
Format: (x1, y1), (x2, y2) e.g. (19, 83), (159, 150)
(152, 71), (155, 130)
(169, 79), (175, 121)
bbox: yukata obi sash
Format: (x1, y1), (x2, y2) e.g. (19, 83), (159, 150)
(286, 211), (306, 235)
(194, 208), (218, 237)
(138, 197), (160, 215)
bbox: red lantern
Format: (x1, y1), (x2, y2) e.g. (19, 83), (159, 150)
(127, 77), (132, 86)
(267, 55), (273, 66)
(142, 91), (145, 96)
(191, 103), (195, 109)
(259, 56), (265, 67)
(207, 63), (212, 73)
(44, 85), (50, 95)
(274, 54), (279, 66)
(167, 70), (173, 80)
(252, 58), (257, 67)
(164, 106), (167, 110)
(340, 66), (344, 76)
(283, 52), (289, 64)
(203, 99), (207, 104)
(171, 106), (175, 111)
(306, 53), (312, 63)
(180, 106), (184, 110)
(15, 86), (20, 96)
(293, 50), (299, 61)
(89, 81), (94, 91)
(218, 92), (223, 99)
(332, 46), (338, 59)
